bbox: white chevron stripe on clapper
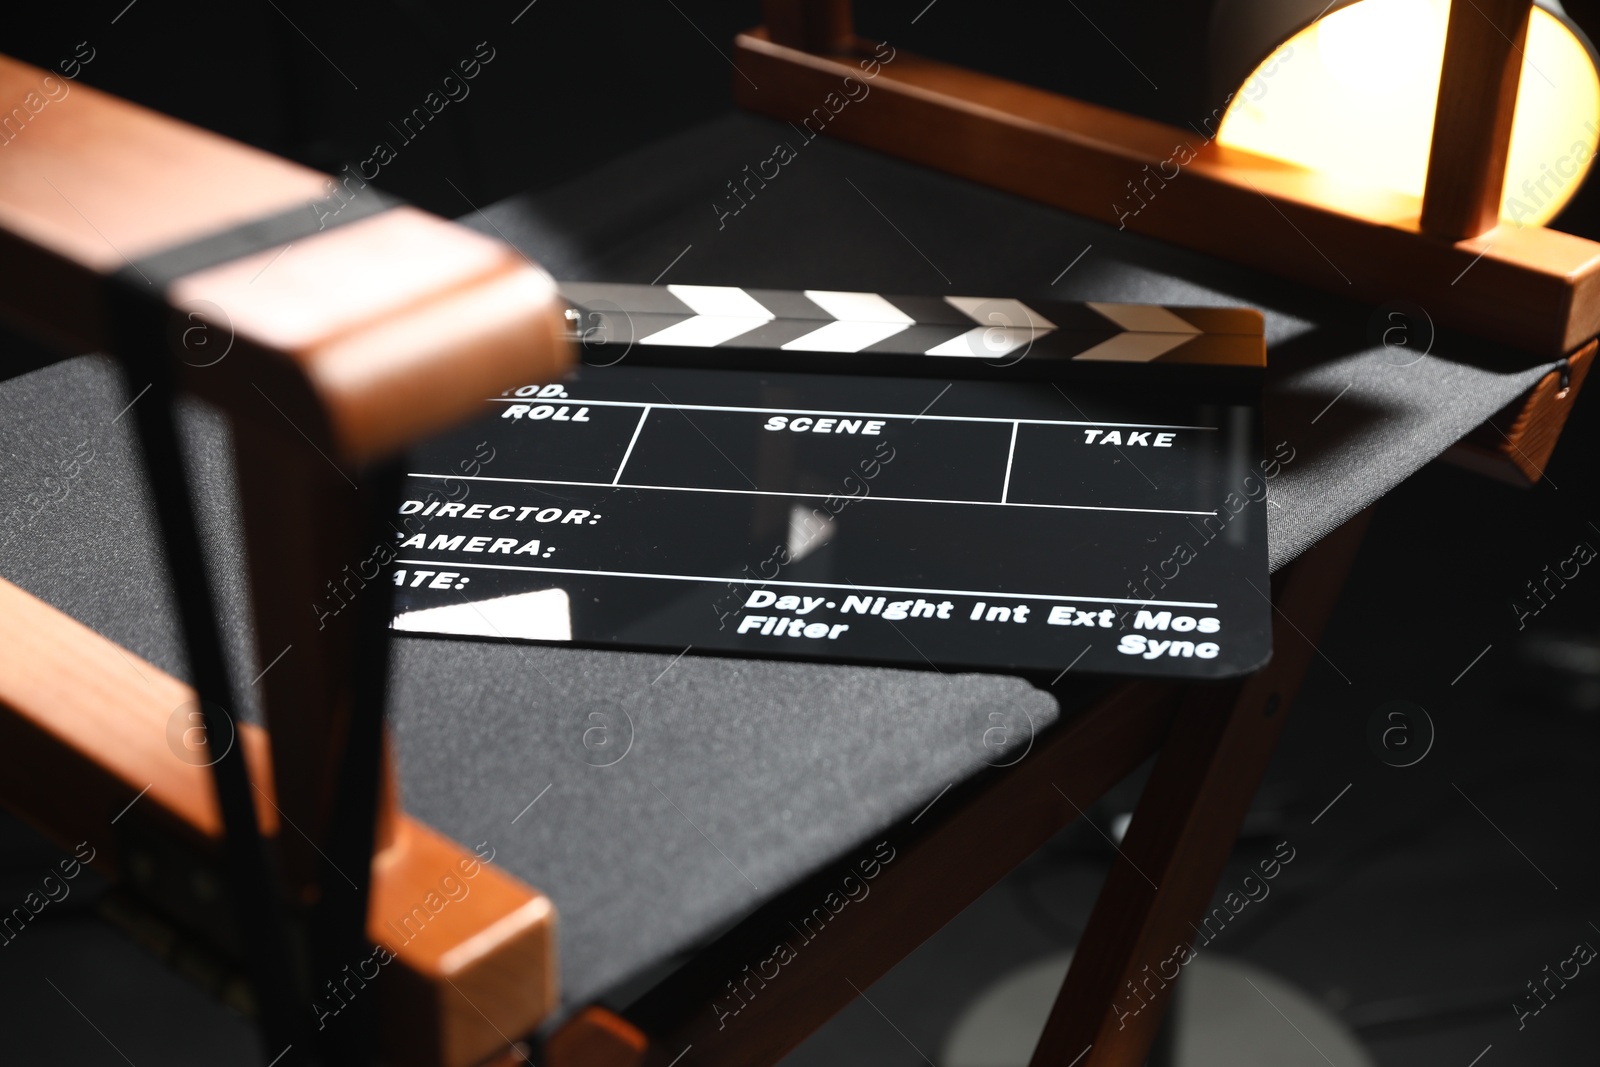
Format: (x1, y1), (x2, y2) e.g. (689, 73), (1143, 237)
(926, 296), (1058, 358)
(638, 285), (775, 347)
(1073, 302), (1202, 362)
(623, 286), (1185, 360)
(781, 291), (916, 352)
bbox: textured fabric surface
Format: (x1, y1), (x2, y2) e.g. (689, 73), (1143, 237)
(0, 358), (264, 722)
(0, 355), (1059, 1009)
(0, 112), (1564, 1010)
(386, 639), (1056, 1006)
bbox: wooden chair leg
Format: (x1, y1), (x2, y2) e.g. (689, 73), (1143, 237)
(1027, 510), (1373, 1066)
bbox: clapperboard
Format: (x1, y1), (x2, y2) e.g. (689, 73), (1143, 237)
(387, 284), (1272, 680)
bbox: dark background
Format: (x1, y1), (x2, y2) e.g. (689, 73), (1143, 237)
(10, 0), (1600, 235)
(5, 2), (1600, 1064)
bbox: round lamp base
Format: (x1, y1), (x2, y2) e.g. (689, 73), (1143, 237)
(942, 952), (1375, 1067)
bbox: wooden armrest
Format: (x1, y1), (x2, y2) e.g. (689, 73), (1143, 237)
(0, 54), (568, 466)
(0, 49), (573, 891)
(730, 28), (1600, 357)
(0, 52), (570, 1066)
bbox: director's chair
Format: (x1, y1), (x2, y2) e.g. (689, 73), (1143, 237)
(0, 1), (1593, 1065)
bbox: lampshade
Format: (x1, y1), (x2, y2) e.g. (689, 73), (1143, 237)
(1208, 0), (1600, 227)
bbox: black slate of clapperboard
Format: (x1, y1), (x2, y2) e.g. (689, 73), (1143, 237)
(387, 284), (1272, 680)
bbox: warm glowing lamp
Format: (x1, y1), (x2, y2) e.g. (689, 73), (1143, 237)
(1210, 0), (1600, 227)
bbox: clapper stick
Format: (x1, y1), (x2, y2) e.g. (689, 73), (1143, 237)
(0, 54), (567, 1067)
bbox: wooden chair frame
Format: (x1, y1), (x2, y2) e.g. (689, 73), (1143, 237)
(738, 0), (1600, 359)
(0, 54), (568, 1067)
